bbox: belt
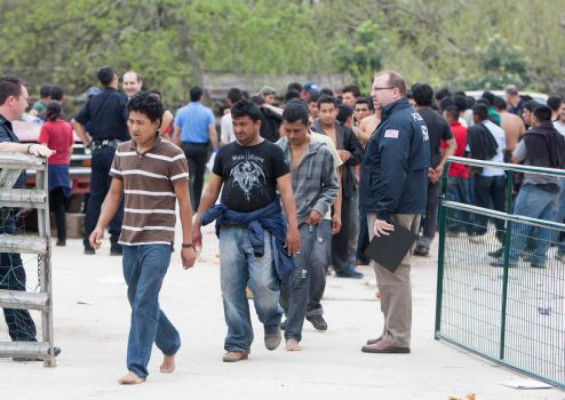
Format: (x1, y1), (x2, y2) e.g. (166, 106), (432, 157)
(91, 139), (122, 150)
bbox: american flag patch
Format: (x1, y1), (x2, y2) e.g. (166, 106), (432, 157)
(384, 129), (399, 139)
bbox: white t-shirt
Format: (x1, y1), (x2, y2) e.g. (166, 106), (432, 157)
(220, 112), (236, 145)
(553, 120), (565, 137)
(481, 120), (506, 177)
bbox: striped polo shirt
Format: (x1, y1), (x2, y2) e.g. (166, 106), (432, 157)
(110, 137), (189, 246)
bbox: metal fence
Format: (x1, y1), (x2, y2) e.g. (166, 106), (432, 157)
(435, 156), (565, 388)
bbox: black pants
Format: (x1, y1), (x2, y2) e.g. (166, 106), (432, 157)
(181, 142), (208, 212)
(417, 179), (442, 248)
(332, 195), (357, 273)
(473, 174), (506, 242)
(83, 146), (124, 249)
(1, 218), (37, 341)
(49, 187), (67, 242)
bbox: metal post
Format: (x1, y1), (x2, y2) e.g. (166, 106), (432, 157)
(434, 161), (450, 337)
(499, 171), (514, 360)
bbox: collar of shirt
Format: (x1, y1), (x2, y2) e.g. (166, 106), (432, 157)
(128, 135), (163, 155)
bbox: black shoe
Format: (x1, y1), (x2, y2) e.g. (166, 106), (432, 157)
(523, 254), (537, 263)
(490, 260), (517, 268)
(279, 320), (286, 331)
(413, 245), (429, 257)
(56, 240), (66, 247)
(488, 248), (503, 258)
(110, 244), (123, 256)
(307, 314), (328, 331)
(84, 248), (95, 255)
(13, 346), (61, 362)
(335, 265), (364, 279)
(530, 263), (546, 269)
(556, 252), (565, 263)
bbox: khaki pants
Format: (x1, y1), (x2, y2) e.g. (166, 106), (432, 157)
(367, 213), (421, 348)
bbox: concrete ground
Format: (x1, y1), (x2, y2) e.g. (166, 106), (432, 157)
(1, 222), (564, 400)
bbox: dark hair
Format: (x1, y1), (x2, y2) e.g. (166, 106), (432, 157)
(412, 83), (434, 107)
(317, 94), (337, 108)
(287, 82), (302, 93)
(250, 95), (265, 105)
(308, 92), (320, 104)
(231, 99), (262, 122)
(320, 88), (333, 97)
(473, 104), (488, 121)
(435, 87), (452, 101)
(39, 84), (52, 98)
(190, 86), (203, 102)
(284, 89), (300, 103)
(50, 85), (64, 101)
(128, 92), (165, 125)
(0, 75), (25, 105)
(465, 96), (476, 109)
(343, 85), (361, 98)
(355, 96), (374, 111)
(493, 96), (507, 110)
(282, 101), (309, 125)
(97, 67), (114, 86)
(547, 96), (562, 112)
(476, 98), (490, 107)
(444, 105), (460, 122)
(439, 96), (454, 112)
(337, 104), (353, 124)
(45, 101), (62, 121)
(227, 87), (243, 105)
(453, 95), (468, 112)
(524, 100), (539, 112)
(481, 91), (495, 106)
(533, 105), (552, 122)
(454, 91), (467, 97)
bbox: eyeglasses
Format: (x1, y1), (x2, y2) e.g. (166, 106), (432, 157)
(372, 87), (395, 92)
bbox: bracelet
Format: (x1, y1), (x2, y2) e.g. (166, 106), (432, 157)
(26, 144), (33, 154)
(181, 243), (193, 248)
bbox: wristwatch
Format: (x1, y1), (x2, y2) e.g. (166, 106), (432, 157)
(181, 243), (193, 248)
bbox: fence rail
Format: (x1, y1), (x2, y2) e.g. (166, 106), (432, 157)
(435, 156), (565, 388)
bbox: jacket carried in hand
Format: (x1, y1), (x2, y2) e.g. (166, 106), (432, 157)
(523, 121), (565, 170)
(359, 97), (430, 221)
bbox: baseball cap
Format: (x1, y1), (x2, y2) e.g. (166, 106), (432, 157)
(259, 85), (276, 96)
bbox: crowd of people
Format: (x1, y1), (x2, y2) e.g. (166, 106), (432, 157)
(0, 67), (564, 384)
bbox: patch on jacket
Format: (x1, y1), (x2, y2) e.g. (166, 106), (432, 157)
(384, 129), (399, 139)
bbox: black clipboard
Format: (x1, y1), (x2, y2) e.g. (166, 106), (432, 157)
(364, 221), (417, 273)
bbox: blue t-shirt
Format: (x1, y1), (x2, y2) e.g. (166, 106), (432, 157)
(174, 102), (214, 144)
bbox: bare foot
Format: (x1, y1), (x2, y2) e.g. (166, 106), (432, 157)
(118, 371), (145, 385)
(160, 355), (176, 373)
(286, 339), (302, 351)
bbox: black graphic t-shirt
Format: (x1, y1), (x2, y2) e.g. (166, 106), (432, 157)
(213, 140), (290, 212)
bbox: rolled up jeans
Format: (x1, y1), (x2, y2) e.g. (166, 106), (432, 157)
(280, 223), (318, 342)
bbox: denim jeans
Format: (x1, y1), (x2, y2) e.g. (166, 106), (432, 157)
(473, 174), (506, 242)
(122, 245), (180, 380)
(555, 179), (565, 254)
(280, 223), (317, 342)
(83, 146), (124, 249)
(307, 220), (331, 317)
(219, 225), (282, 352)
(446, 177), (472, 233)
(509, 185), (557, 265)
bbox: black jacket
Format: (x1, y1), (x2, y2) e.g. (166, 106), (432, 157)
(523, 121), (565, 169)
(311, 119), (363, 198)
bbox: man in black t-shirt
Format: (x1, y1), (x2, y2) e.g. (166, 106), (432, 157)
(411, 84), (457, 256)
(192, 99), (300, 363)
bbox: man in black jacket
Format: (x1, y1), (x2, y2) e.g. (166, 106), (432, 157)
(312, 95), (364, 278)
(491, 105), (565, 268)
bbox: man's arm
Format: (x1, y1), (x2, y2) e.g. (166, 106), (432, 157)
(433, 137), (457, 182)
(71, 119), (90, 146)
(173, 126), (182, 146)
(192, 173), (223, 247)
(343, 128), (364, 166)
(308, 151), (339, 225)
(0, 142), (54, 157)
(332, 168), (342, 235)
(208, 123), (218, 150)
(276, 173), (300, 256)
(89, 178), (123, 249)
(173, 179), (196, 269)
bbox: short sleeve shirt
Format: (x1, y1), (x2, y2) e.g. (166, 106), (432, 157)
(417, 108), (454, 167)
(174, 102), (215, 144)
(212, 140), (290, 212)
(38, 119), (74, 164)
(110, 137), (189, 245)
(75, 88), (129, 141)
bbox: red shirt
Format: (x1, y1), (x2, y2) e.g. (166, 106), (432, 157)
(38, 119), (74, 165)
(447, 122), (469, 178)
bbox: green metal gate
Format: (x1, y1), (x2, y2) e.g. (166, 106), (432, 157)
(435, 156), (565, 388)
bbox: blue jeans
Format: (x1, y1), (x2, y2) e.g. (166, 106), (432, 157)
(446, 177), (472, 233)
(122, 245), (180, 380)
(509, 185), (557, 265)
(555, 179), (565, 254)
(280, 223), (317, 342)
(219, 225), (282, 352)
(307, 220), (331, 317)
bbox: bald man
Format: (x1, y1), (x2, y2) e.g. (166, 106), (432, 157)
(122, 71), (143, 99)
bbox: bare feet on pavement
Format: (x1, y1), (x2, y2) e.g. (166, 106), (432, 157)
(160, 355), (176, 373)
(118, 371), (144, 385)
(286, 339), (302, 351)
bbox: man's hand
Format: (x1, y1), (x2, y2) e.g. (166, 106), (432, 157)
(305, 210), (322, 226)
(191, 223), (202, 248)
(427, 167), (439, 184)
(181, 247), (196, 270)
(29, 144), (55, 158)
(285, 226), (301, 257)
(331, 213), (342, 235)
(434, 164), (444, 180)
(89, 227), (104, 249)
(373, 218), (394, 238)
(337, 150), (351, 162)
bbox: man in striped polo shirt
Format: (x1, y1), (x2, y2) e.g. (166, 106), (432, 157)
(90, 93), (196, 385)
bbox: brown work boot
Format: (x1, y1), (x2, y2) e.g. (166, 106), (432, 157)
(361, 340), (410, 354)
(222, 351), (249, 362)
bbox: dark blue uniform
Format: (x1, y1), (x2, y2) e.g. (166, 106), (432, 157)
(75, 87), (129, 252)
(0, 114), (37, 341)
